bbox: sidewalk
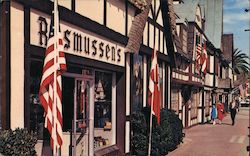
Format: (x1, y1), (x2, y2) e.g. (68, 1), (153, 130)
(168, 107), (250, 156)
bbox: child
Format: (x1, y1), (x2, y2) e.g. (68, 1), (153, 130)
(211, 104), (217, 125)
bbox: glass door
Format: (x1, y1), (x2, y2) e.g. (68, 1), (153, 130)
(73, 78), (94, 156)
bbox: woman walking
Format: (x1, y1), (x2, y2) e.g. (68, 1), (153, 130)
(216, 100), (225, 124)
(211, 104), (217, 125)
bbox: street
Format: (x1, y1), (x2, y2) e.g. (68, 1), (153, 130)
(168, 107), (250, 156)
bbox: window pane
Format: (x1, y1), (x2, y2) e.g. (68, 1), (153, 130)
(132, 54), (143, 112)
(30, 60), (49, 140)
(158, 62), (163, 108)
(62, 77), (74, 132)
(94, 71), (112, 128)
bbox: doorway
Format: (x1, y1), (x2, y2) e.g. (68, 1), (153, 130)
(62, 72), (95, 156)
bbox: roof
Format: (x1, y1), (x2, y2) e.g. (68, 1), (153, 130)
(173, 0), (199, 22)
(174, 0), (223, 49)
(128, 0), (147, 10)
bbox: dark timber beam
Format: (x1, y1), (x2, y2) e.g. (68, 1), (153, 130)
(160, 0), (176, 68)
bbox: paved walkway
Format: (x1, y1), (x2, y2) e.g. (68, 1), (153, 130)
(168, 107), (250, 156)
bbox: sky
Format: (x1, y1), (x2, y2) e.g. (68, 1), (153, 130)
(223, 0), (250, 56)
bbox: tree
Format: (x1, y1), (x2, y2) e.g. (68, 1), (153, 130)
(232, 48), (250, 75)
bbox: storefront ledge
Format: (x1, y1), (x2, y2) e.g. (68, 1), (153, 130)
(94, 145), (123, 156)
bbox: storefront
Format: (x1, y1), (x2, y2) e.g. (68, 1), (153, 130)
(0, 0), (174, 155)
(1, 0), (128, 155)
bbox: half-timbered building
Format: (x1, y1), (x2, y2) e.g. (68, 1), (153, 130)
(173, 1), (205, 127)
(173, 0), (226, 127)
(0, 0), (175, 155)
(218, 34), (234, 111)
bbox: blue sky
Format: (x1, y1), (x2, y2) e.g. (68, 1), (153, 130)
(223, 0), (250, 55)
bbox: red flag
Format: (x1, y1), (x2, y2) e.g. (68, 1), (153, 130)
(201, 42), (208, 74)
(148, 49), (160, 124)
(39, 0), (66, 153)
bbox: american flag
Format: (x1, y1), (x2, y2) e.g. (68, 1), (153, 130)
(196, 43), (202, 70)
(148, 48), (160, 124)
(39, 0), (66, 154)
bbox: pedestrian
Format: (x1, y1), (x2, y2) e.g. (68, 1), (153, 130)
(230, 97), (239, 125)
(211, 104), (217, 125)
(216, 100), (225, 124)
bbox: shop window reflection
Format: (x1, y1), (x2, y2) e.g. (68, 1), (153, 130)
(30, 61), (49, 140)
(132, 54), (143, 112)
(94, 71), (112, 129)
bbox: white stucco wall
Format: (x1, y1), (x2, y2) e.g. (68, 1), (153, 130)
(210, 55), (214, 73)
(10, 2), (24, 129)
(107, 0), (126, 35)
(205, 73), (213, 87)
(75, 0), (104, 25)
(58, 0), (71, 10)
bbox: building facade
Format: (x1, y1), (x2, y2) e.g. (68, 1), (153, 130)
(0, 0), (174, 155)
(173, 0), (229, 128)
(173, 1), (206, 127)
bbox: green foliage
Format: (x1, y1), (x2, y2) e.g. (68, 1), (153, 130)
(131, 108), (184, 156)
(0, 128), (37, 156)
(159, 109), (184, 152)
(131, 111), (148, 155)
(233, 48), (250, 74)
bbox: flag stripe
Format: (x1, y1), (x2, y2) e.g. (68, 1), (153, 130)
(39, 1), (66, 153)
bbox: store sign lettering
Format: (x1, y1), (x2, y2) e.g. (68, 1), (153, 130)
(37, 16), (122, 64)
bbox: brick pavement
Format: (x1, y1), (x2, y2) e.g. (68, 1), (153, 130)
(167, 107), (250, 156)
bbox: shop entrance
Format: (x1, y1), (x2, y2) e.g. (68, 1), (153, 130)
(62, 71), (95, 156)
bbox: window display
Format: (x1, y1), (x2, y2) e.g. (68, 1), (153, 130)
(94, 71), (112, 128)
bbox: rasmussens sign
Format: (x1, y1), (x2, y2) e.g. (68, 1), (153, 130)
(30, 9), (125, 67)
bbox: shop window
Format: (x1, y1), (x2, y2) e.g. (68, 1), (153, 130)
(94, 71), (112, 128)
(30, 60), (49, 140)
(205, 92), (210, 115)
(30, 61), (82, 140)
(171, 90), (179, 113)
(191, 92), (199, 119)
(132, 54), (143, 112)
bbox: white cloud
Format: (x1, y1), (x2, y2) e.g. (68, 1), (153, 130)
(223, 12), (249, 24)
(224, 0), (249, 10)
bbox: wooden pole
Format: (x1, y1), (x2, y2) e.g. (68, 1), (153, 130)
(148, 105), (153, 156)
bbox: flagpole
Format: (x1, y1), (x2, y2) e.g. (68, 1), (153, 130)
(148, 103), (153, 156)
(53, 0), (59, 155)
(148, 46), (155, 156)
